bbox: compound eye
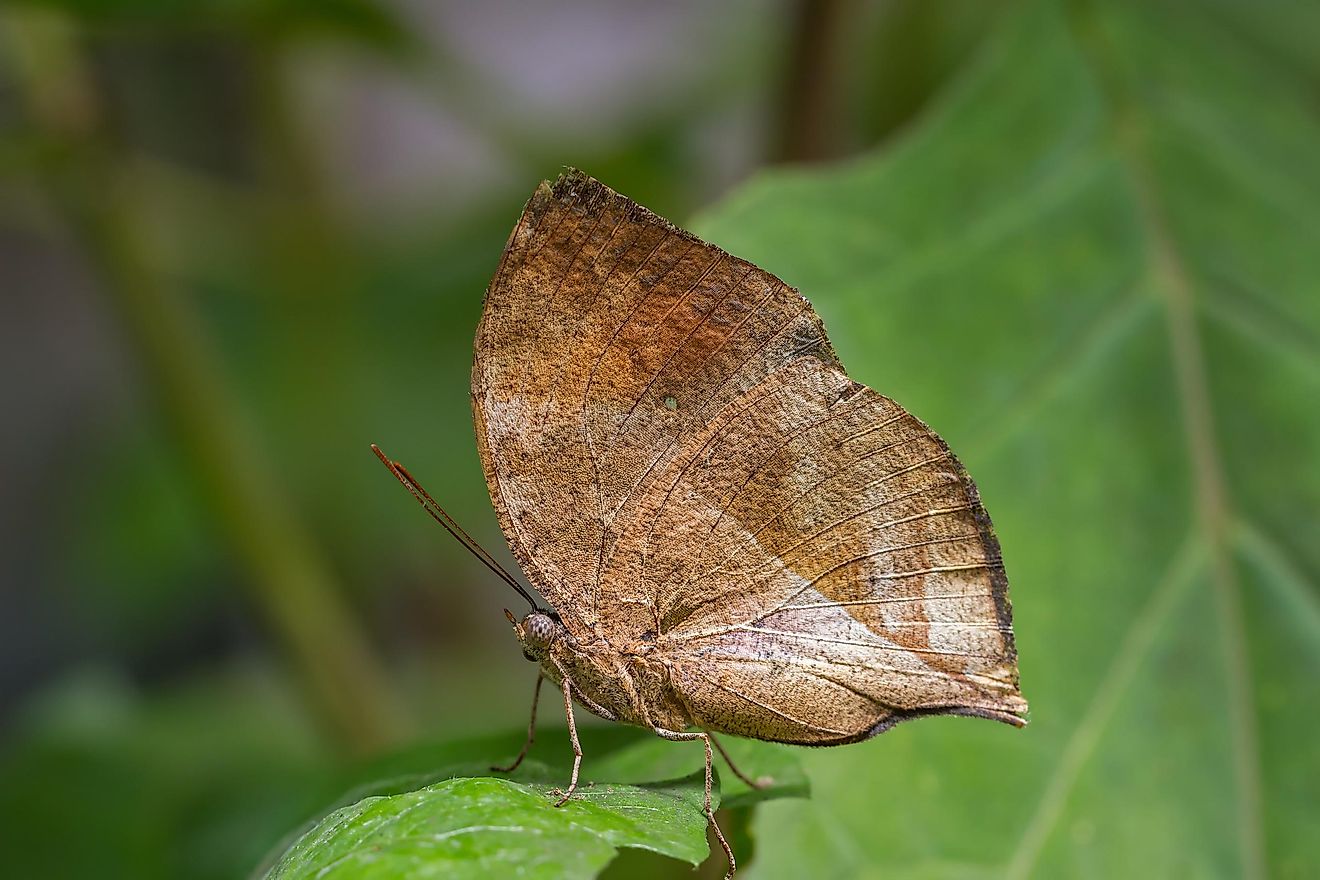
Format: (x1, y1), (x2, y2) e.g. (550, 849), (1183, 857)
(525, 613), (555, 646)
(521, 650), (536, 662)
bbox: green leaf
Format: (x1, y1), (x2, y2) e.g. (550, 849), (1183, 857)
(263, 775), (710, 880)
(696, 1), (1320, 878)
(261, 726), (806, 879)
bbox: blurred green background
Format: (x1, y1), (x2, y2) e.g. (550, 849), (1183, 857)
(2, 0), (1317, 878)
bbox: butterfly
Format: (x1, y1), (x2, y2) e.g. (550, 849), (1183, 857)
(374, 170), (1026, 879)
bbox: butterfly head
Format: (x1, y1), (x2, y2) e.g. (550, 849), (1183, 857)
(506, 608), (563, 662)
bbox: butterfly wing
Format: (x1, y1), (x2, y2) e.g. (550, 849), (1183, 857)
(474, 172), (1025, 739)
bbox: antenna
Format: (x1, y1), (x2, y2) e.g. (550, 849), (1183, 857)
(371, 444), (537, 610)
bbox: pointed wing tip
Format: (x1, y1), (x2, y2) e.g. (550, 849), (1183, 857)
(991, 694), (1030, 728)
(945, 699), (1030, 730)
(1002, 708), (1030, 729)
(549, 166), (595, 193)
(927, 692), (1031, 730)
(533, 168), (702, 255)
(519, 168), (620, 234)
(545, 168), (622, 217)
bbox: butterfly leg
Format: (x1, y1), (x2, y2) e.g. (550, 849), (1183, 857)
(707, 731), (772, 790)
(653, 727), (735, 880)
(552, 674), (583, 808)
(492, 672), (542, 773)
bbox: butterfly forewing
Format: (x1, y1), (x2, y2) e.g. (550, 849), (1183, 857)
(473, 171), (1025, 742)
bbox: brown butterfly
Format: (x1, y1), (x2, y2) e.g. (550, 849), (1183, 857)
(374, 170), (1026, 879)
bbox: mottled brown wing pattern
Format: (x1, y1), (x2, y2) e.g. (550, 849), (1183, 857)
(473, 171), (1025, 742)
(473, 172), (839, 632)
(604, 358), (1024, 742)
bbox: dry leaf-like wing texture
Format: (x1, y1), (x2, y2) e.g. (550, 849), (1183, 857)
(473, 171), (1025, 743)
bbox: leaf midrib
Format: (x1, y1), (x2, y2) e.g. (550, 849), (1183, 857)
(1125, 130), (1265, 880)
(1002, 4), (1267, 878)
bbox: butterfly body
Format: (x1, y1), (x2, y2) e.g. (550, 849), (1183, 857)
(515, 611), (692, 731)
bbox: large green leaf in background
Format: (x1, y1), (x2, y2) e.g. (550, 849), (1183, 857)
(697, 0), (1320, 878)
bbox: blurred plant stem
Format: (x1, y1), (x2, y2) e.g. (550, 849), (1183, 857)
(774, 0), (851, 162)
(4, 10), (410, 753)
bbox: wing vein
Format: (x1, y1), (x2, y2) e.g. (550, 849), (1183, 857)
(530, 213), (641, 434)
(601, 281), (787, 529)
(735, 624), (997, 659)
(613, 258), (755, 436)
(581, 232), (691, 509)
(629, 297), (813, 588)
(703, 385), (877, 542)
(783, 588), (993, 610)
(693, 669), (851, 736)
(686, 444), (951, 596)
